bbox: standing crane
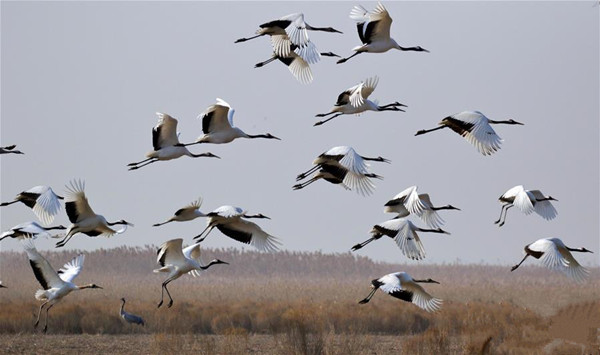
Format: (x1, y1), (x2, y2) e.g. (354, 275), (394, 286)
(495, 185), (557, 226)
(359, 272), (442, 312)
(384, 186), (460, 228)
(127, 112), (219, 171)
(119, 298), (145, 326)
(1, 186), (63, 226)
(154, 239), (229, 308)
(314, 76), (406, 126)
(511, 238), (592, 283)
(415, 111), (524, 156)
(351, 218), (450, 260)
(23, 240), (102, 333)
(193, 206), (281, 252)
(337, 2), (429, 64)
(54, 179), (134, 248)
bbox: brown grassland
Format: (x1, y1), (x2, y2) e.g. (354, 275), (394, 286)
(0, 246), (599, 354)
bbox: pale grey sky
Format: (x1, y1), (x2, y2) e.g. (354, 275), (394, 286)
(1, 1), (598, 266)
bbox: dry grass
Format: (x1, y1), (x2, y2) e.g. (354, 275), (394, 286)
(0, 247), (599, 353)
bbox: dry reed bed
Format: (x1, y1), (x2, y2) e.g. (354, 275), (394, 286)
(0, 247), (598, 353)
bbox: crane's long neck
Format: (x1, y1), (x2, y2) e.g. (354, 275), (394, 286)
(413, 278), (440, 284)
(431, 205), (460, 211)
(487, 119), (520, 125)
(566, 247), (592, 253)
(416, 228), (449, 234)
(246, 134), (271, 139)
(44, 225), (66, 231)
(120, 301), (125, 314)
(305, 24), (342, 33)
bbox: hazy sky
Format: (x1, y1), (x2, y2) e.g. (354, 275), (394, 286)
(1, 1), (598, 267)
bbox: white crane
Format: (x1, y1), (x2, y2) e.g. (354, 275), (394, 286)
(154, 238), (229, 308)
(0, 144), (24, 154)
(351, 218), (450, 260)
(176, 99), (280, 146)
(153, 197), (206, 227)
(234, 12), (342, 57)
(384, 186), (460, 228)
(127, 112), (220, 171)
(54, 179), (134, 248)
(314, 76), (406, 126)
(358, 272), (442, 312)
(511, 238), (592, 283)
(120, 298), (145, 326)
(415, 111), (524, 156)
(337, 2), (429, 64)
(495, 185), (557, 226)
(293, 146), (389, 196)
(22, 240), (102, 333)
(1, 221), (66, 242)
(193, 206), (281, 252)
(254, 39), (340, 84)
(1, 186), (63, 226)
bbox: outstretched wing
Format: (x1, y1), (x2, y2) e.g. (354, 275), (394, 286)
(216, 219), (281, 252)
(22, 240), (64, 290)
(154, 112), (180, 149)
(156, 238), (185, 267)
(401, 279), (443, 312)
(529, 190), (558, 220)
(183, 242), (203, 277)
(57, 254), (85, 283)
(64, 179), (96, 223)
(27, 186), (62, 226)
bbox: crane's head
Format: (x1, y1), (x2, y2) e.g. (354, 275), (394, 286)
(580, 247), (593, 253)
(210, 259), (229, 266)
(505, 119), (524, 125)
(111, 220), (135, 227)
(81, 283), (103, 290)
(548, 196), (558, 201)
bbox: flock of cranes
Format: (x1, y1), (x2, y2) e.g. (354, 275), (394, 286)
(0, 1), (594, 332)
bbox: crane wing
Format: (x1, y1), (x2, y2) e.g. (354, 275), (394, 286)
(200, 99), (235, 134)
(401, 279), (443, 312)
(514, 189), (535, 215)
(360, 76), (378, 100)
(351, 2), (392, 44)
(216, 219), (281, 252)
(342, 170), (376, 196)
(27, 186), (61, 226)
(210, 205), (245, 218)
(183, 242), (204, 277)
(391, 186), (426, 216)
(64, 180), (96, 223)
(270, 34), (292, 57)
(57, 254), (85, 283)
(154, 112), (180, 149)
(22, 240), (65, 290)
(529, 190), (558, 220)
(389, 219), (426, 260)
(335, 146), (370, 175)
(418, 194), (445, 228)
(294, 40), (321, 65)
(281, 13), (309, 48)
(556, 246), (589, 283)
(10, 222), (52, 239)
(454, 111), (503, 156)
(156, 238), (185, 267)
(282, 54), (313, 84)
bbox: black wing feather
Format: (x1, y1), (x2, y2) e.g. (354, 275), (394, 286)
(216, 224), (252, 244)
(65, 201), (79, 223)
(29, 260), (50, 290)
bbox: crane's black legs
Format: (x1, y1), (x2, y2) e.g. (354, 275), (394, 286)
(128, 159), (158, 171)
(358, 288), (378, 304)
(43, 303), (54, 333)
(351, 237), (377, 251)
(158, 277), (176, 308)
(337, 51), (361, 64)
(494, 204), (510, 224)
(0, 200), (18, 207)
(292, 176), (321, 190)
(254, 56), (277, 68)
(235, 34), (264, 43)
(511, 254), (529, 272)
(497, 205), (513, 227)
(315, 111), (337, 118)
(34, 300), (49, 328)
(194, 226), (215, 243)
(153, 220), (172, 227)
(314, 113), (343, 126)
(55, 234), (75, 248)
(415, 126), (445, 136)
(296, 165), (321, 181)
